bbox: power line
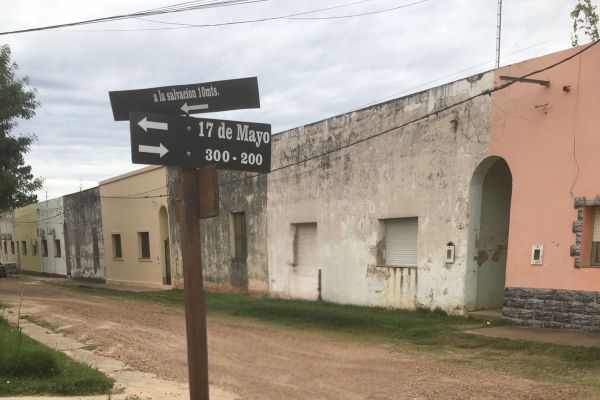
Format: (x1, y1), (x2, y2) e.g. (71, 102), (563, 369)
(1, 0), (430, 35)
(219, 40), (600, 187)
(134, 0), (383, 27)
(353, 33), (571, 111)
(289, 0), (428, 20)
(0, 0), (269, 36)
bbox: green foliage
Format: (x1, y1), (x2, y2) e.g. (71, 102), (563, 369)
(0, 316), (114, 396)
(0, 350), (59, 378)
(571, 0), (600, 46)
(0, 44), (43, 212)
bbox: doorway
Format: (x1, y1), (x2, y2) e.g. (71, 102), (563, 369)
(159, 206), (172, 286)
(466, 157), (512, 311)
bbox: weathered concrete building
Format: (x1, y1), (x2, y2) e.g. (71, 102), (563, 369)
(14, 204), (41, 274)
(267, 73), (497, 313)
(37, 197), (67, 276)
(198, 170), (268, 293)
(63, 187), (105, 281)
(100, 166), (173, 288)
(0, 211), (18, 270)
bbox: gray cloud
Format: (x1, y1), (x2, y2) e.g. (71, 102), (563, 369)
(1, 0), (584, 199)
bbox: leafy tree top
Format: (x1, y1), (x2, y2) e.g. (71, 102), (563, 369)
(571, 0), (600, 46)
(0, 44), (43, 212)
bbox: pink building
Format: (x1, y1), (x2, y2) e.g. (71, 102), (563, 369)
(486, 43), (600, 330)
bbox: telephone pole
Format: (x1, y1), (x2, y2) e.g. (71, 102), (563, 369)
(496, 0), (503, 68)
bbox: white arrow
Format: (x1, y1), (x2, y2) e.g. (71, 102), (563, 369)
(180, 102), (209, 114)
(138, 143), (169, 158)
(138, 117), (168, 132)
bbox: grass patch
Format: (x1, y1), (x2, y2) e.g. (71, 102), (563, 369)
(73, 286), (600, 395)
(0, 317), (114, 396)
(20, 314), (57, 331)
(81, 343), (101, 351)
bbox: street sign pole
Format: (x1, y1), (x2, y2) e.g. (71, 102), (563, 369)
(110, 77), (270, 400)
(176, 167), (210, 400)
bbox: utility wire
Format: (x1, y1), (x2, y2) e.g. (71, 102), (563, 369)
(219, 40), (600, 187)
(0, 0), (269, 36)
(3, 40), (596, 221)
(354, 33), (572, 111)
(0, 0), (429, 35)
(289, 0), (428, 20)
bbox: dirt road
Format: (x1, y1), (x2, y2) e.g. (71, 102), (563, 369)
(0, 277), (582, 399)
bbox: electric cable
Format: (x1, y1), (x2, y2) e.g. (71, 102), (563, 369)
(0, 0), (429, 35)
(218, 40), (600, 187)
(0, 0), (270, 36)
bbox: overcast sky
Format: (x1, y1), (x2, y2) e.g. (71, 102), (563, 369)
(0, 0), (592, 199)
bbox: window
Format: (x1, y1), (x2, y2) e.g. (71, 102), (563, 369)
(11, 241), (14, 254)
(92, 228), (100, 269)
(112, 234), (122, 259)
(138, 232), (150, 259)
(383, 217), (418, 267)
(3, 241), (7, 254)
(293, 223), (317, 266)
(21, 241), (27, 255)
(41, 239), (48, 257)
(231, 212), (247, 260)
(32, 240), (38, 255)
(54, 239), (61, 258)
(591, 207), (600, 266)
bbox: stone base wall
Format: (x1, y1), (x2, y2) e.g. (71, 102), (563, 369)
(503, 287), (600, 332)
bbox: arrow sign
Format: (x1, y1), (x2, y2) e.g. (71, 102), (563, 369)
(129, 111), (271, 173)
(181, 102), (208, 114)
(138, 117), (168, 132)
(109, 77), (260, 121)
(139, 143), (169, 157)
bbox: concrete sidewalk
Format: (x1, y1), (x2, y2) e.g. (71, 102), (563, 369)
(10, 273), (167, 293)
(464, 325), (600, 347)
(3, 302), (237, 400)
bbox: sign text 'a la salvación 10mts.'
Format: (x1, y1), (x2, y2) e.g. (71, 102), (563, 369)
(109, 77), (260, 121)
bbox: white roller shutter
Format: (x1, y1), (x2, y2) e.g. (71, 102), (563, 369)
(295, 223), (317, 270)
(290, 223), (319, 300)
(385, 218), (418, 266)
(593, 207), (600, 242)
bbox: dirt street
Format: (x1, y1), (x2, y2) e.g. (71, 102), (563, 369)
(0, 277), (582, 399)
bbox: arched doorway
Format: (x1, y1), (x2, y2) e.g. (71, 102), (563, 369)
(466, 157), (512, 311)
(159, 206), (172, 285)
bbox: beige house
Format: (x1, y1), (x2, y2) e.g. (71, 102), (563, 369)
(99, 166), (173, 288)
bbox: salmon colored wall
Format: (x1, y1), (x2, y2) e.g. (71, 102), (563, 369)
(490, 44), (600, 290)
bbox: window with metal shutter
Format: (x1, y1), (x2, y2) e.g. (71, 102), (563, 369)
(592, 207), (600, 265)
(384, 218), (418, 266)
(295, 223), (317, 269)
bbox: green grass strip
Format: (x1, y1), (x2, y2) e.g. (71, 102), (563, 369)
(0, 316), (114, 396)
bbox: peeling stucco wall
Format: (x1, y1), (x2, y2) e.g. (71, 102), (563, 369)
(166, 167), (268, 292)
(267, 73), (494, 313)
(63, 187), (105, 281)
(0, 211), (18, 268)
(199, 170), (268, 293)
(38, 197), (67, 276)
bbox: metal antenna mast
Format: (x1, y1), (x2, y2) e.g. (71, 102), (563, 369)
(496, 0), (503, 68)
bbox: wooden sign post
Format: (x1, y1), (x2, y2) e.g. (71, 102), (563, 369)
(176, 167), (210, 399)
(109, 77), (270, 400)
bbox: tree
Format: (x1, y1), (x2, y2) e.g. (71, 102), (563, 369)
(0, 44), (43, 212)
(571, 0), (600, 46)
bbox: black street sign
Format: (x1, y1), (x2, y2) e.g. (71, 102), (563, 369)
(110, 77), (260, 121)
(129, 111), (271, 173)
